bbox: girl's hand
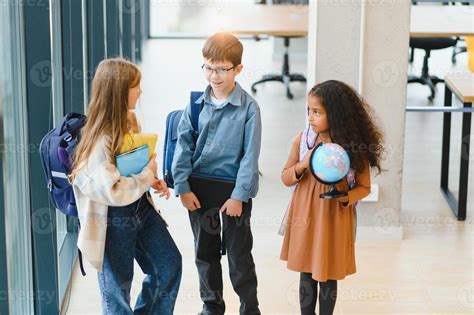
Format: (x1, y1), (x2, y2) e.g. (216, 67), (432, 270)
(301, 148), (314, 168)
(146, 154), (158, 176)
(296, 148), (315, 177)
(151, 178), (170, 200)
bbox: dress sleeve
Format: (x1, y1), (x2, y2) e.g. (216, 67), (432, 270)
(281, 133), (305, 187)
(337, 160), (371, 208)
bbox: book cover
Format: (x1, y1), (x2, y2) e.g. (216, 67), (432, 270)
(119, 133), (158, 159)
(116, 144), (150, 176)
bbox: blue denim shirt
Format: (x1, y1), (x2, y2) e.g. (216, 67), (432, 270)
(172, 82), (262, 202)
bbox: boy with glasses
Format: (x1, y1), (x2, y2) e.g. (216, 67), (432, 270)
(172, 32), (262, 315)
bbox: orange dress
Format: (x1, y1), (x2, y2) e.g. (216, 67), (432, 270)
(280, 133), (371, 281)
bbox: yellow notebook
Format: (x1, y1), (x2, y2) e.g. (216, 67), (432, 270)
(467, 36), (474, 73)
(119, 133), (158, 159)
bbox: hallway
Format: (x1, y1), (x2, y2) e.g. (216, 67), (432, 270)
(63, 38), (474, 314)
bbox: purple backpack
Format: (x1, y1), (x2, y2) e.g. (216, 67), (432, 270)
(39, 113), (87, 217)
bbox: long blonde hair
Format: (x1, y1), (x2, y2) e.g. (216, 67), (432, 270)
(70, 58), (141, 178)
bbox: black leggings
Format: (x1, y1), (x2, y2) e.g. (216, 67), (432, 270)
(299, 272), (337, 315)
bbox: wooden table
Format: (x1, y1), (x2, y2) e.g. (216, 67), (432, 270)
(216, 4), (308, 37)
(155, 4), (473, 98)
(192, 4), (473, 98)
(441, 73), (473, 221)
(212, 4), (309, 99)
(158, 4), (308, 37)
(410, 6), (474, 38)
(445, 75), (474, 103)
(179, 4), (474, 37)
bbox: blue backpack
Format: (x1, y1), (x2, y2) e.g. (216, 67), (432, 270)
(163, 91), (203, 188)
(39, 113), (87, 217)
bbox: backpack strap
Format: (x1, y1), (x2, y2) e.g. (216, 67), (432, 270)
(190, 91), (204, 140)
(59, 112), (86, 135)
(42, 134), (54, 192)
(78, 249), (86, 276)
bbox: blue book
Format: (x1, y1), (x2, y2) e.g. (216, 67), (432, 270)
(116, 144), (150, 177)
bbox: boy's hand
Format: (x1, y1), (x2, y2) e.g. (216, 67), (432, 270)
(180, 192), (201, 211)
(220, 199), (243, 217)
(151, 178), (170, 200)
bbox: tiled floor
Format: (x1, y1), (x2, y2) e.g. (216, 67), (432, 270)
(62, 38), (473, 314)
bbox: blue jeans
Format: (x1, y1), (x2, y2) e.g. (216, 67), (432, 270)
(98, 194), (182, 314)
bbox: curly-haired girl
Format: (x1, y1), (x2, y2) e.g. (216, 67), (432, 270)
(280, 80), (384, 315)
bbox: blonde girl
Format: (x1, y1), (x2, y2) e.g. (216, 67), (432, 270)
(71, 58), (181, 314)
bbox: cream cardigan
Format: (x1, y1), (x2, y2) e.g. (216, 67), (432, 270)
(72, 135), (162, 272)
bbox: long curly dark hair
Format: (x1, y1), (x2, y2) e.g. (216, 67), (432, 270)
(309, 80), (384, 175)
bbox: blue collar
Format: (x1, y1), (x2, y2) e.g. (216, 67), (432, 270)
(195, 82), (243, 107)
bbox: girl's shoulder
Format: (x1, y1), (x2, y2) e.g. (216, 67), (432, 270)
(92, 134), (111, 157)
(75, 134), (111, 177)
(287, 132), (304, 155)
(292, 132), (304, 146)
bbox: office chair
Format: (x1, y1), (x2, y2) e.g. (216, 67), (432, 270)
(251, 0), (308, 99)
(408, 37), (458, 101)
(452, 37), (467, 64)
(251, 36), (307, 100)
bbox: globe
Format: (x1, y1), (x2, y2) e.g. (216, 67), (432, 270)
(309, 142), (351, 199)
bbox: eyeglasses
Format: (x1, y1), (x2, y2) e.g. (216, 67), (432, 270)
(201, 64), (236, 76)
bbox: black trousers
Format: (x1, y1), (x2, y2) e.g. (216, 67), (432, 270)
(300, 272), (337, 315)
(188, 199), (260, 315)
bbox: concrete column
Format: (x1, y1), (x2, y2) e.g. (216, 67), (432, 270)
(307, 0), (362, 89)
(306, 1), (411, 240)
(357, 2), (411, 240)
